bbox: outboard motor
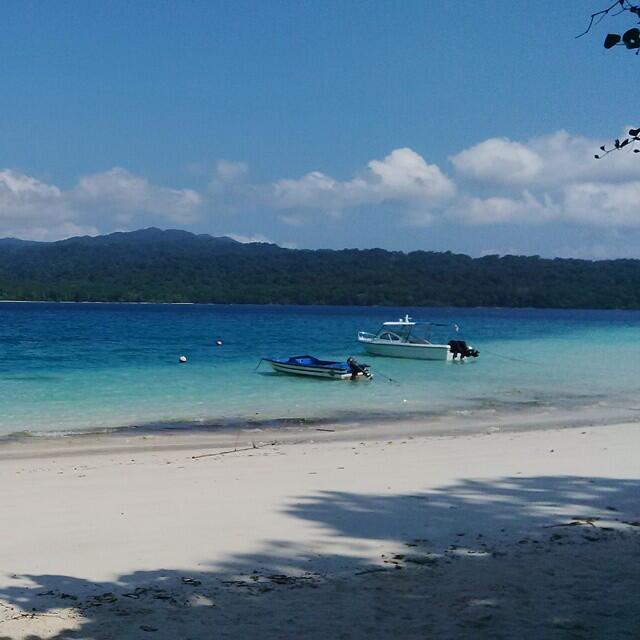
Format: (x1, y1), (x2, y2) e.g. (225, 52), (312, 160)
(347, 357), (372, 380)
(448, 340), (479, 360)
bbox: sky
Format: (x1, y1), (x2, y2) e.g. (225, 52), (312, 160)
(1, 0), (640, 258)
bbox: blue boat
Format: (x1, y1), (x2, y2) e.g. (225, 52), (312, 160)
(264, 355), (372, 380)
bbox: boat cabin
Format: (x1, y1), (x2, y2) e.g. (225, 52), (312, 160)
(363, 315), (447, 345)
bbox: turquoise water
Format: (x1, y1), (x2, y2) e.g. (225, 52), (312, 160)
(1, 302), (639, 436)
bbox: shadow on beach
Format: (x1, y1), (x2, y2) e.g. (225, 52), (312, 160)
(1, 475), (639, 639)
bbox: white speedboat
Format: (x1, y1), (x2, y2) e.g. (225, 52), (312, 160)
(357, 315), (478, 361)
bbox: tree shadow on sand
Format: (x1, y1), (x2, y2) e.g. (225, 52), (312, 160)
(1, 475), (639, 639)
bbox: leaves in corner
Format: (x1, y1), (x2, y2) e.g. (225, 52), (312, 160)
(623, 27), (640, 49)
(604, 33), (621, 48)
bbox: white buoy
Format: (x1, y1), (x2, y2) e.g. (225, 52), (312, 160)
(215, 339), (223, 346)
(179, 355), (187, 363)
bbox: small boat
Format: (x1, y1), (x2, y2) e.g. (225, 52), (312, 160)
(263, 355), (372, 379)
(357, 315), (479, 361)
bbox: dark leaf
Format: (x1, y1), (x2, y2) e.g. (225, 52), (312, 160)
(615, 138), (621, 148)
(634, 149), (640, 153)
(620, 138), (630, 148)
(604, 33), (622, 48)
(594, 154), (601, 159)
(600, 145), (606, 151)
(623, 28), (640, 49)
(629, 128), (640, 137)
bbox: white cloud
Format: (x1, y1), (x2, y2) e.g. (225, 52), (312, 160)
(528, 130), (640, 185)
(563, 181), (640, 227)
(447, 191), (557, 225)
(451, 130), (640, 188)
(73, 168), (201, 223)
(447, 131), (640, 228)
(273, 171), (358, 213)
(367, 148), (455, 200)
(0, 170), (66, 219)
(225, 232), (274, 244)
(207, 137), (640, 232)
(0, 167), (202, 240)
(4, 131), (640, 247)
(0, 170), (82, 240)
(270, 147), (455, 216)
(451, 138), (543, 185)
(214, 160), (249, 183)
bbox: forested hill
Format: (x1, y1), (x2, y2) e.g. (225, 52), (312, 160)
(0, 228), (639, 309)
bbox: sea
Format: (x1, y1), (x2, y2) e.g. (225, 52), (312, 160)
(1, 302), (639, 438)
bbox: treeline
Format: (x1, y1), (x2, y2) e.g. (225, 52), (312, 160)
(0, 228), (639, 308)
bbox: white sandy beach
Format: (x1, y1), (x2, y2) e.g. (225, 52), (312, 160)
(1, 417), (639, 639)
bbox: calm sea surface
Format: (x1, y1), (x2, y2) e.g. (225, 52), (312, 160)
(1, 302), (639, 437)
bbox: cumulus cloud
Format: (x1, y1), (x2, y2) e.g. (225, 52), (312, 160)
(451, 138), (543, 185)
(367, 148), (455, 200)
(270, 148), (455, 216)
(0, 170), (85, 240)
(451, 130), (640, 188)
(563, 181), (640, 227)
(446, 131), (640, 228)
(208, 137), (640, 233)
(73, 168), (201, 223)
(0, 168), (202, 240)
(4, 131), (640, 246)
(0, 170), (65, 219)
(447, 191), (556, 225)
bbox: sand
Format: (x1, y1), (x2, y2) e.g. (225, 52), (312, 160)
(0, 417), (639, 639)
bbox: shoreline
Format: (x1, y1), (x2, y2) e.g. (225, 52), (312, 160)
(2, 398), (639, 460)
(3, 300), (640, 312)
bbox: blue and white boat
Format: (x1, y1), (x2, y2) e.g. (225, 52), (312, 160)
(264, 355), (372, 380)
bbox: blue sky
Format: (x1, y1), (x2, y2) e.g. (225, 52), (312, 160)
(1, 0), (639, 257)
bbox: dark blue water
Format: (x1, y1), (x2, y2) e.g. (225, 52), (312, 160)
(1, 302), (639, 436)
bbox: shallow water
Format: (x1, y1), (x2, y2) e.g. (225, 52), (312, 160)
(0, 302), (639, 436)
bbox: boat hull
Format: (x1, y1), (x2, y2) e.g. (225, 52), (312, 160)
(358, 338), (452, 361)
(265, 356), (371, 379)
(268, 361), (353, 379)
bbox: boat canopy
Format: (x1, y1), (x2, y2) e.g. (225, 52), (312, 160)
(382, 314), (415, 326)
(369, 316), (456, 345)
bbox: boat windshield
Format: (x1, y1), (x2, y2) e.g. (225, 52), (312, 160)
(375, 323), (435, 344)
